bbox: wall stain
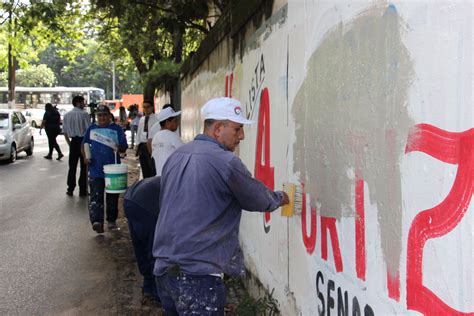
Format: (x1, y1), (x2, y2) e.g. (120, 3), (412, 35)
(292, 6), (413, 275)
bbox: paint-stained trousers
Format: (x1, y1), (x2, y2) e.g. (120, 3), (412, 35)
(88, 177), (119, 224)
(123, 199), (159, 299)
(155, 270), (226, 316)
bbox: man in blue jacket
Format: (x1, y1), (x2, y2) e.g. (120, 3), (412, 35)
(82, 105), (127, 233)
(124, 176), (161, 305)
(153, 97), (289, 315)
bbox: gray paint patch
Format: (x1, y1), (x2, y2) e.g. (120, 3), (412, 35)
(292, 6), (413, 275)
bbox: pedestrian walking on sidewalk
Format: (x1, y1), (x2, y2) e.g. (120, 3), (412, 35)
(128, 104), (141, 148)
(62, 96), (90, 196)
(136, 100), (158, 178)
(41, 103), (63, 160)
(124, 176), (161, 305)
(82, 105), (127, 234)
(152, 97), (289, 315)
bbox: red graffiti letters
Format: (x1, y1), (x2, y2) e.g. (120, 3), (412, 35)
(254, 88), (275, 233)
(406, 124), (474, 315)
(355, 176), (366, 281)
(321, 216), (344, 273)
(301, 185), (317, 254)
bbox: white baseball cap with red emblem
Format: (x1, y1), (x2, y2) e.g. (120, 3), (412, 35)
(201, 97), (254, 124)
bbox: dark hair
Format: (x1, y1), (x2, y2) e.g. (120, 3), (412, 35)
(143, 100), (153, 106)
(45, 103), (54, 112)
(162, 103), (174, 110)
(204, 119), (217, 130)
(72, 95), (85, 107)
(159, 116), (178, 127)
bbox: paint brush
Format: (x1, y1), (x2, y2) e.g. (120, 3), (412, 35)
(281, 182), (303, 217)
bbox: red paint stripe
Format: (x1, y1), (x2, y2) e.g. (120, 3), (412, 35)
(225, 76), (229, 97)
(355, 177), (366, 280)
(406, 126), (473, 315)
(255, 88), (274, 232)
(406, 124), (462, 164)
(301, 190), (317, 254)
(387, 269), (400, 301)
(321, 216), (343, 272)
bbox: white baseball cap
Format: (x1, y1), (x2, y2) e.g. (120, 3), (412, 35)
(157, 107), (181, 123)
(201, 97), (253, 124)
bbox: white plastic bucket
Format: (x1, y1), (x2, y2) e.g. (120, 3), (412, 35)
(103, 164), (128, 193)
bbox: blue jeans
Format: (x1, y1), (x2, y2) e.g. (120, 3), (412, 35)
(124, 200), (159, 299)
(155, 272), (226, 316)
(89, 177), (119, 224)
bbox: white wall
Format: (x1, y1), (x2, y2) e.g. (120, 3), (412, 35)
(181, 1), (473, 315)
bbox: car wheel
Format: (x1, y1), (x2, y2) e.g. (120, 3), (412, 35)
(31, 121), (37, 128)
(8, 144), (16, 163)
(25, 137), (34, 156)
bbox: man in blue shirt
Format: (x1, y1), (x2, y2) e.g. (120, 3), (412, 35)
(124, 176), (161, 305)
(82, 105), (128, 233)
(153, 97), (289, 315)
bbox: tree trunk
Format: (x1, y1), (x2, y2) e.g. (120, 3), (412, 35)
(143, 79), (156, 110)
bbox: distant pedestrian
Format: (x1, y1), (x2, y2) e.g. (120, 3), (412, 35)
(136, 100), (158, 178)
(152, 97), (289, 315)
(129, 104), (141, 149)
(149, 106), (183, 176)
(118, 106), (127, 131)
(124, 176), (161, 305)
(41, 103), (63, 160)
(82, 105), (127, 233)
(62, 95), (90, 197)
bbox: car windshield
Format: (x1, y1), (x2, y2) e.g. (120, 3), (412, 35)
(0, 113), (9, 129)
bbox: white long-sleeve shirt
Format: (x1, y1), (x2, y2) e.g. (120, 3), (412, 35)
(136, 113), (159, 144)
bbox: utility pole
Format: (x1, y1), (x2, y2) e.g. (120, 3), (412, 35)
(7, 1), (16, 110)
(112, 61), (116, 100)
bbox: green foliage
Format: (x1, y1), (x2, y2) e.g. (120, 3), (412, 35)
(143, 60), (181, 89)
(89, 0), (211, 100)
(16, 64), (57, 87)
(0, 1), (87, 71)
(224, 277), (280, 316)
(234, 289), (280, 316)
(38, 41), (143, 98)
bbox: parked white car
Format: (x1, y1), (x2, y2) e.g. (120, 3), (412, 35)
(0, 109), (34, 163)
(22, 108), (45, 128)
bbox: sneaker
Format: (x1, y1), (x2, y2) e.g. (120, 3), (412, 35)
(66, 191), (73, 196)
(44, 155), (52, 160)
(56, 153), (64, 161)
(79, 191), (88, 197)
(92, 222), (104, 233)
(107, 221), (117, 230)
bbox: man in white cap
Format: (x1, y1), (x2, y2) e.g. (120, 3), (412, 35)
(149, 106), (183, 176)
(152, 97), (289, 315)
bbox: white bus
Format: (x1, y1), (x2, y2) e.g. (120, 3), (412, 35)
(0, 86), (105, 110)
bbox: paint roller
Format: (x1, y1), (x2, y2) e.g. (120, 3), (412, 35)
(281, 182), (303, 217)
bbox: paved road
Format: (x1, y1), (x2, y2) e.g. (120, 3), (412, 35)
(0, 130), (153, 315)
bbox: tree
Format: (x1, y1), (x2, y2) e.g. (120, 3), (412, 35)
(15, 64), (56, 86)
(89, 0), (211, 104)
(0, 0), (87, 106)
(37, 41), (143, 98)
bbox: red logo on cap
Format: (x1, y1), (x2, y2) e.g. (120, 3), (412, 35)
(234, 106), (242, 115)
